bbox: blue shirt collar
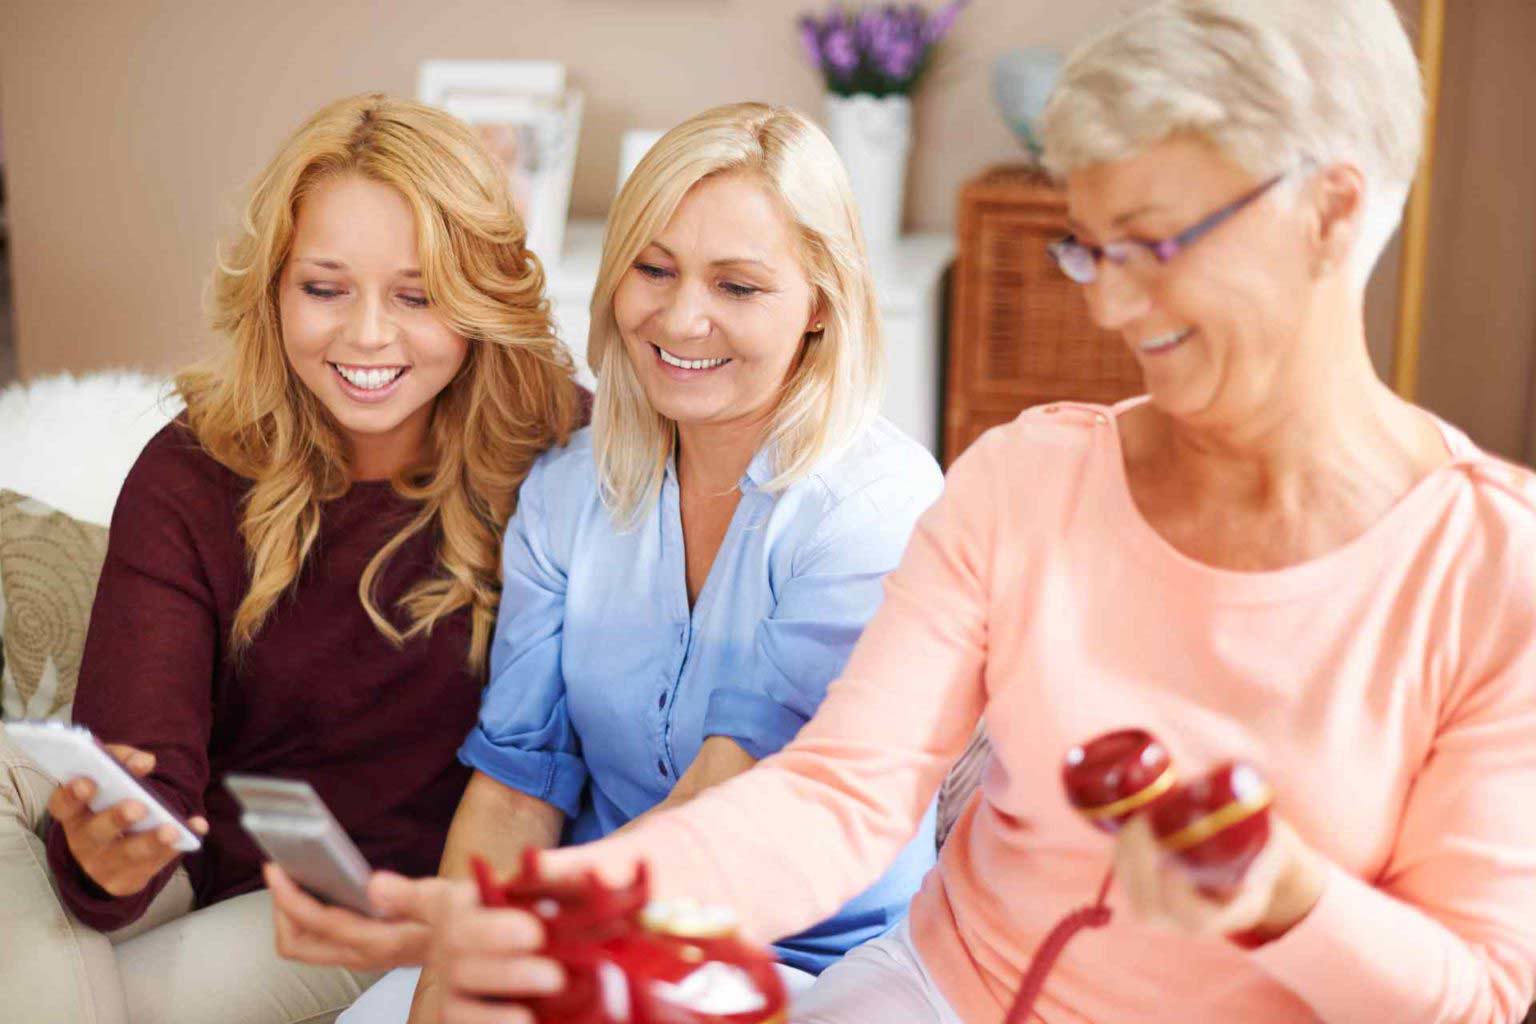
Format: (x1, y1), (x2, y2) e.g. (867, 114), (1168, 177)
(664, 442), (777, 492)
(743, 444), (775, 490)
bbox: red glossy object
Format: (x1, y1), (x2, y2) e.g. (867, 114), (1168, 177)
(1062, 729), (1176, 833)
(470, 850), (788, 1024)
(1008, 733), (1274, 1023)
(1147, 761), (1273, 897)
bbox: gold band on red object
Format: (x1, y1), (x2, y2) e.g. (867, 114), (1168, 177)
(1078, 766), (1178, 822)
(1157, 786), (1274, 854)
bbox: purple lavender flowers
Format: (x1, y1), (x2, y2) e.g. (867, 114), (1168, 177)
(798, 2), (967, 97)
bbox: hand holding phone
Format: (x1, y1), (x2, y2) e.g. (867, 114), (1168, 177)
(225, 774), (375, 916)
(263, 863), (448, 972)
(231, 774), (450, 972)
(5, 721), (207, 898)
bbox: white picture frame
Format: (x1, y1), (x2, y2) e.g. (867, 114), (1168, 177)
(416, 60), (582, 266)
(617, 129), (667, 196)
(416, 60), (565, 106)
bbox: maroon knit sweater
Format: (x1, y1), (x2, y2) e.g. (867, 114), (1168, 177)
(47, 421), (484, 931)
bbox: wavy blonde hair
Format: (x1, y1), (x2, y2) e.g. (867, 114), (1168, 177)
(588, 102), (883, 527)
(177, 93), (581, 671)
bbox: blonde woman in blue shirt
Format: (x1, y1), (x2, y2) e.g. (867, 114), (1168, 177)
(268, 102), (943, 1022)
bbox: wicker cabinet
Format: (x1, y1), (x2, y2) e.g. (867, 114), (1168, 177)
(943, 166), (1144, 464)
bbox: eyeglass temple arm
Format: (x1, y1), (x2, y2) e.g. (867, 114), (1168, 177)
(1163, 174), (1287, 256)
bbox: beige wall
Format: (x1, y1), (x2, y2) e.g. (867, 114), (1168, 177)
(3, 0), (1533, 458)
(0, 0), (1130, 378)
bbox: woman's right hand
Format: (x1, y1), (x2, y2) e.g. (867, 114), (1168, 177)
(432, 885), (565, 1024)
(46, 744), (210, 898)
(268, 865), (469, 971)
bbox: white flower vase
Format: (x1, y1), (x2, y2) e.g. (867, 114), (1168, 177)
(824, 92), (912, 258)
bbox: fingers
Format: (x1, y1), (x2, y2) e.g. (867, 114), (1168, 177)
(447, 953), (563, 999)
(265, 863), (431, 969)
(430, 897), (557, 1022)
(104, 744), (156, 777)
(81, 799), (148, 848)
(266, 865), (335, 955)
(113, 823), (184, 866)
(1116, 814), (1288, 938)
(1153, 864), (1228, 936)
(43, 754), (190, 900)
(272, 893), (369, 968)
(1164, 836), (1285, 937)
(275, 920), (372, 968)
(269, 869), (348, 966)
(266, 864), (356, 935)
(1157, 865), (1265, 937)
(75, 823), (181, 897)
(1113, 816), (1168, 926)
(265, 863), (315, 914)
(46, 777), (95, 828)
(366, 871), (415, 915)
(440, 905), (545, 958)
(53, 783), (179, 889)
(369, 872), (469, 925)
(189, 816), (210, 836)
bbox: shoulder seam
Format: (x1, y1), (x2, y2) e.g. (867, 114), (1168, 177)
(1456, 459), (1536, 519)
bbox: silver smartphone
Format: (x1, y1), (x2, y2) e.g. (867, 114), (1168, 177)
(224, 774), (376, 916)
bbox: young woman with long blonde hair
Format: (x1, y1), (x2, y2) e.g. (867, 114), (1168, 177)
(0, 92), (581, 1024)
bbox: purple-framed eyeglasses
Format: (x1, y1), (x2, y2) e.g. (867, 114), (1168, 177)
(1048, 173), (1287, 285)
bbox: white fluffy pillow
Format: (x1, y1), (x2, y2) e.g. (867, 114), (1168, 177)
(0, 372), (180, 526)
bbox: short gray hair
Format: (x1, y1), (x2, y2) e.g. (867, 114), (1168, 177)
(1042, 0), (1423, 287)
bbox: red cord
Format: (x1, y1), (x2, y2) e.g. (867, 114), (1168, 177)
(1004, 868), (1115, 1024)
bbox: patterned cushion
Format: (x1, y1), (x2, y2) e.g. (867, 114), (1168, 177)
(0, 490), (108, 721)
(937, 724), (991, 848)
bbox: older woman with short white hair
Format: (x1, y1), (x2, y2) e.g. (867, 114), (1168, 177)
(416, 1), (1536, 1022)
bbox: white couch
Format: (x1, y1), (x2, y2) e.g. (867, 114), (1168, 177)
(0, 370), (178, 526)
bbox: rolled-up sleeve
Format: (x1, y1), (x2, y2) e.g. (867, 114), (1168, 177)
(703, 465), (943, 760)
(458, 457), (586, 818)
(553, 430), (995, 945)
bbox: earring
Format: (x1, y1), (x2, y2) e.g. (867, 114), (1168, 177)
(812, 321), (823, 332)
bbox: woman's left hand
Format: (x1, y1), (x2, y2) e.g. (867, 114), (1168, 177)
(1113, 814), (1328, 943)
(266, 863), (469, 970)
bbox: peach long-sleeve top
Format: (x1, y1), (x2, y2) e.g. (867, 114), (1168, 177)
(555, 401), (1536, 1023)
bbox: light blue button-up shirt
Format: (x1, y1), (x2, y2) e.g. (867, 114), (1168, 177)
(460, 418), (943, 973)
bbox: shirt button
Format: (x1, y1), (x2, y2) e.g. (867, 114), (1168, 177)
(657, 758), (669, 777)
(657, 692), (667, 709)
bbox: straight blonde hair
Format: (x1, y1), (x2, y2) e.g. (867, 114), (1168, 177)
(178, 93), (581, 671)
(588, 102), (883, 527)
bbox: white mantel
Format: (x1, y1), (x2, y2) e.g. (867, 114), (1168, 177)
(545, 219), (953, 453)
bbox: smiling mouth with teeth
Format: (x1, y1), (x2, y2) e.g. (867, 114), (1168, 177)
(1138, 328), (1194, 355)
(653, 344), (732, 371)
(330, 362), (409, 391)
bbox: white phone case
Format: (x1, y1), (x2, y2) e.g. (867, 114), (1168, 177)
(4, 721), (202, 852)
(224, 774), (376, 916)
